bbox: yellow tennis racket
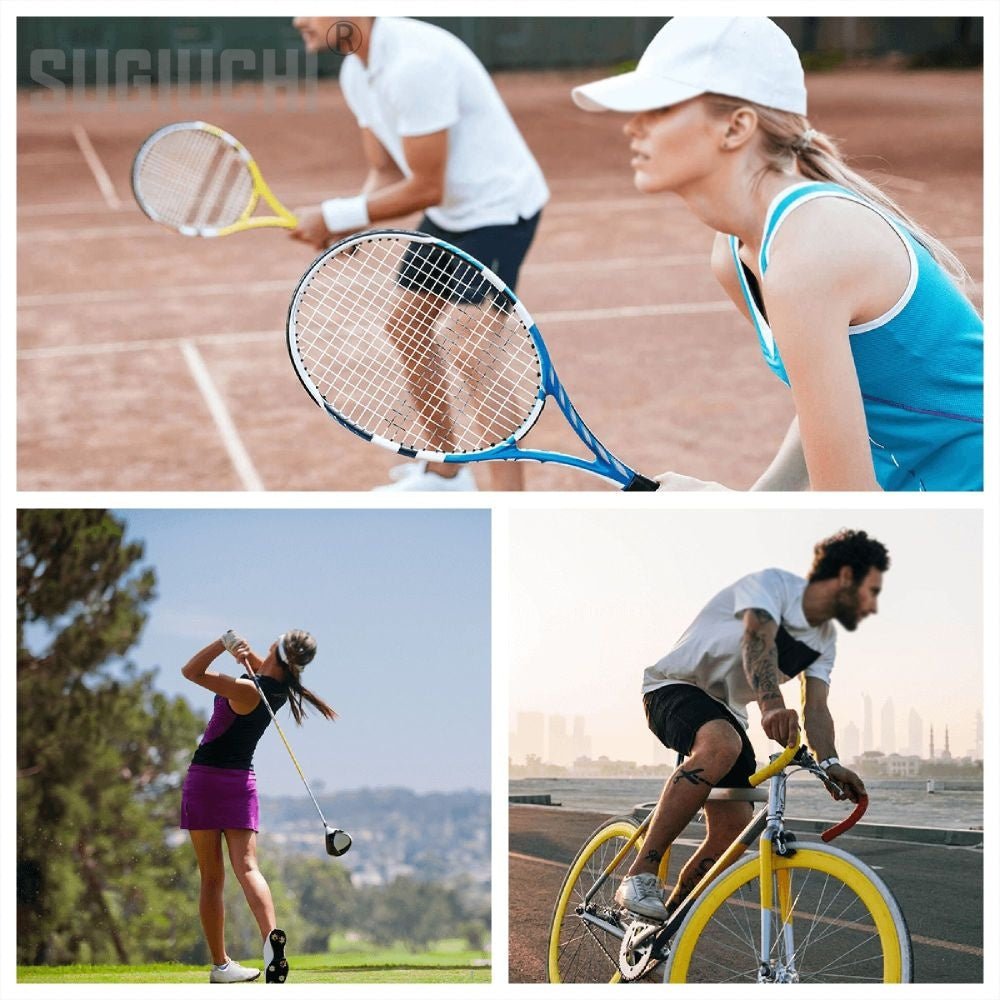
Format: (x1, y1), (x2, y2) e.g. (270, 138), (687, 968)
(132, 121), (297, 237)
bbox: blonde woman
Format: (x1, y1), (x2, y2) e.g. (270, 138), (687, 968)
(574, 17), (982, 491)
(180, 630), (337, 983)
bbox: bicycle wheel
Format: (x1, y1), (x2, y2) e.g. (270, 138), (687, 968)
(665, 842), (912, 983)
(547, 816), (642, 983)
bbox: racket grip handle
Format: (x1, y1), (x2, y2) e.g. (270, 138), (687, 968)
(624, 473), (660, 491)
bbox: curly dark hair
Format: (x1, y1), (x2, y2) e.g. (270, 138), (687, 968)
(808, 529), (890, 584)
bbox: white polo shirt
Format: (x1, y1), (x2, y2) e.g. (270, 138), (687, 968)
(642, 568), (837, 728)
(339, 17), (549, 231)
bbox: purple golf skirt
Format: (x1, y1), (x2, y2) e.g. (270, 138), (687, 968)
(180, 764), (259, 831)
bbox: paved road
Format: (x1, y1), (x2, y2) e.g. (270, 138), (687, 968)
(509, 805), (983, 984)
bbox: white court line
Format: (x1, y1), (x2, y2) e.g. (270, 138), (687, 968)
(71, 124), (122, 210)
(15, 257), (709, 306)
(19, 330), (278, 361)
(17, 299), (737, 362)
(179, 339), (265, 491)
(18, 279), (292, 308)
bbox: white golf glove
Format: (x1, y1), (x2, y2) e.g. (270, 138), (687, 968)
(221, 629), (245, 653)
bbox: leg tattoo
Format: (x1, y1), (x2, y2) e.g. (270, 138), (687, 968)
(643, 848), (663, 865)
(673, 767), (714, 788)
(674, 856), (717, 906)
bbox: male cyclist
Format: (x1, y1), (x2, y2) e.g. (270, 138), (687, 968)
(617, 528), (885, 920)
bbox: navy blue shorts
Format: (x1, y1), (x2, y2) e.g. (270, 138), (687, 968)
(396, 212), (541, 306)
(643, 684), (757, 789)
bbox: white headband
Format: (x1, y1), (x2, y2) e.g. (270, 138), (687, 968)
(276, 634), (289, 666)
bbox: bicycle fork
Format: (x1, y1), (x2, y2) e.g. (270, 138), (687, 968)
(757, 776), (800, 983)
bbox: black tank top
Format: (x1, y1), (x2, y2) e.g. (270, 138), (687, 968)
(191, 675), (287, 770)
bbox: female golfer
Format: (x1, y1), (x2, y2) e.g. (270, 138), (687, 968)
(573, 17), (983, 491)
(180, 629), (337, 983)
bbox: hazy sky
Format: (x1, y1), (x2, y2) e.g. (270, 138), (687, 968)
(116, 508), (491, 796)
(508, 508), (983, 765)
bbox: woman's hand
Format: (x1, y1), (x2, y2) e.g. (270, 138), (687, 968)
(221, 629), (251, 665)
(655, 471), (730, 491)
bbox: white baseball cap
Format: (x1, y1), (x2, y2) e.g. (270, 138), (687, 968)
(572, 17), (807, 116)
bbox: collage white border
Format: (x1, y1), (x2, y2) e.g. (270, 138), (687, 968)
(3, 1), (997, 998)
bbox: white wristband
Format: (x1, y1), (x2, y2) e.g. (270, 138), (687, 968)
(321, 194), (370, 234)
(818, 757), (840, 771)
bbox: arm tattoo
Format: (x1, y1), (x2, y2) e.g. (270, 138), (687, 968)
(742, 609), (783, 704)
(673, 767), (713, 788)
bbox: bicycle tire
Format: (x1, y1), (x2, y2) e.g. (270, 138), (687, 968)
(664, 841), (913, 983)
(547, 816), (642, 983)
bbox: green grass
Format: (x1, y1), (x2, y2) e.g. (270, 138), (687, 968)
(18, 943), (492, 984)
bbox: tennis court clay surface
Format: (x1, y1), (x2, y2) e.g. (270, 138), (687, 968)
(17, 69), (983, 490)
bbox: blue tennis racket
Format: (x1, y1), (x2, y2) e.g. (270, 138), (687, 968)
(286, 229), (659, 490)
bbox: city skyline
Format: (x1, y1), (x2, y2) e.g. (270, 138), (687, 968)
(510, 704), (982, 768)
(508, 510), (982, 767)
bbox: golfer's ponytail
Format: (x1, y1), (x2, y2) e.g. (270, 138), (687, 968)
(278, 629), (338, 724)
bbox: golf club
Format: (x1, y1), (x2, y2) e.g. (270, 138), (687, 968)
(242, 656), (352, 857)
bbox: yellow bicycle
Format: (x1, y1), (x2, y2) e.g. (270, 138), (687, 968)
(548, 744), (913, 983)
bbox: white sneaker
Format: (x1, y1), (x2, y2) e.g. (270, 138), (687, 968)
(614, 873), (669, 921)
(371, 463), (478, 492)
(387, 461), (421, 482)
(209, 959), (260, 983)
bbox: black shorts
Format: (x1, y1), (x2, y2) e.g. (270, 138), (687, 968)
(397, 211), (541, 306)
(643, 684), (757, 789)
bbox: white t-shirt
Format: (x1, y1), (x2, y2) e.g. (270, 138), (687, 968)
(339, 17), (549, 231)
(642, 568), (837, 728)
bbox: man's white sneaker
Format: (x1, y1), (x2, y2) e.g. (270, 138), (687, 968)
(209, 960), (260, 983)
(387, 461), (421, 482)
(371, 463), (478, 492)
(614, 873), (669, 921)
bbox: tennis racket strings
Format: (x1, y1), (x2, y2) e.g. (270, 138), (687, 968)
(292, 235), (543, 455)
(134, 126), (253, 233)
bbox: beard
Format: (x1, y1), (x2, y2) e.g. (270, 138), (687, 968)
(832, 585), (862, 631)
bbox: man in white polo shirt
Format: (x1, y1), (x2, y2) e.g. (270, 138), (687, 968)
(617, 528), (885, 922)
(292, 16), (549, 491)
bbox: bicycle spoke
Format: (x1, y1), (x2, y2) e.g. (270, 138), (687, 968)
(549, 821), (635, 983)
(670, 852), (903, 983)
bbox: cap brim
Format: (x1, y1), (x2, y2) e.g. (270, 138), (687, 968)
(572, 71), (703, 113)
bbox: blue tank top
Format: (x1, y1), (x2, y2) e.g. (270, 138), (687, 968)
(729, 181), (983, 491)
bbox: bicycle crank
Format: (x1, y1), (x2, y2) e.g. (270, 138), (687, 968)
(618, 920), (662, 981)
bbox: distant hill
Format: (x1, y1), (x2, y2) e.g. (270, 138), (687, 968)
(258, 787), (490, 890)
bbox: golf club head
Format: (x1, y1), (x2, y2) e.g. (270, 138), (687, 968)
(325, 826), (352, 857)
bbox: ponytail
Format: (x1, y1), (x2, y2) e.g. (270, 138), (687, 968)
(705, 94), (974, 290)
(277, 629), (338, 725)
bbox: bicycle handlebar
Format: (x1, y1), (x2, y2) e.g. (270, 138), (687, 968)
(746, 745), (869, 840)
(820, 793), (869, 841)
(748, 743), (799, 787)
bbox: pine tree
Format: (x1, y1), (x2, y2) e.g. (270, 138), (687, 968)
(17, 510), (205, 965)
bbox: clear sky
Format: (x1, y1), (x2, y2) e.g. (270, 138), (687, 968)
(116, 508), (491, 796)
(508, 508), (983, 765)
